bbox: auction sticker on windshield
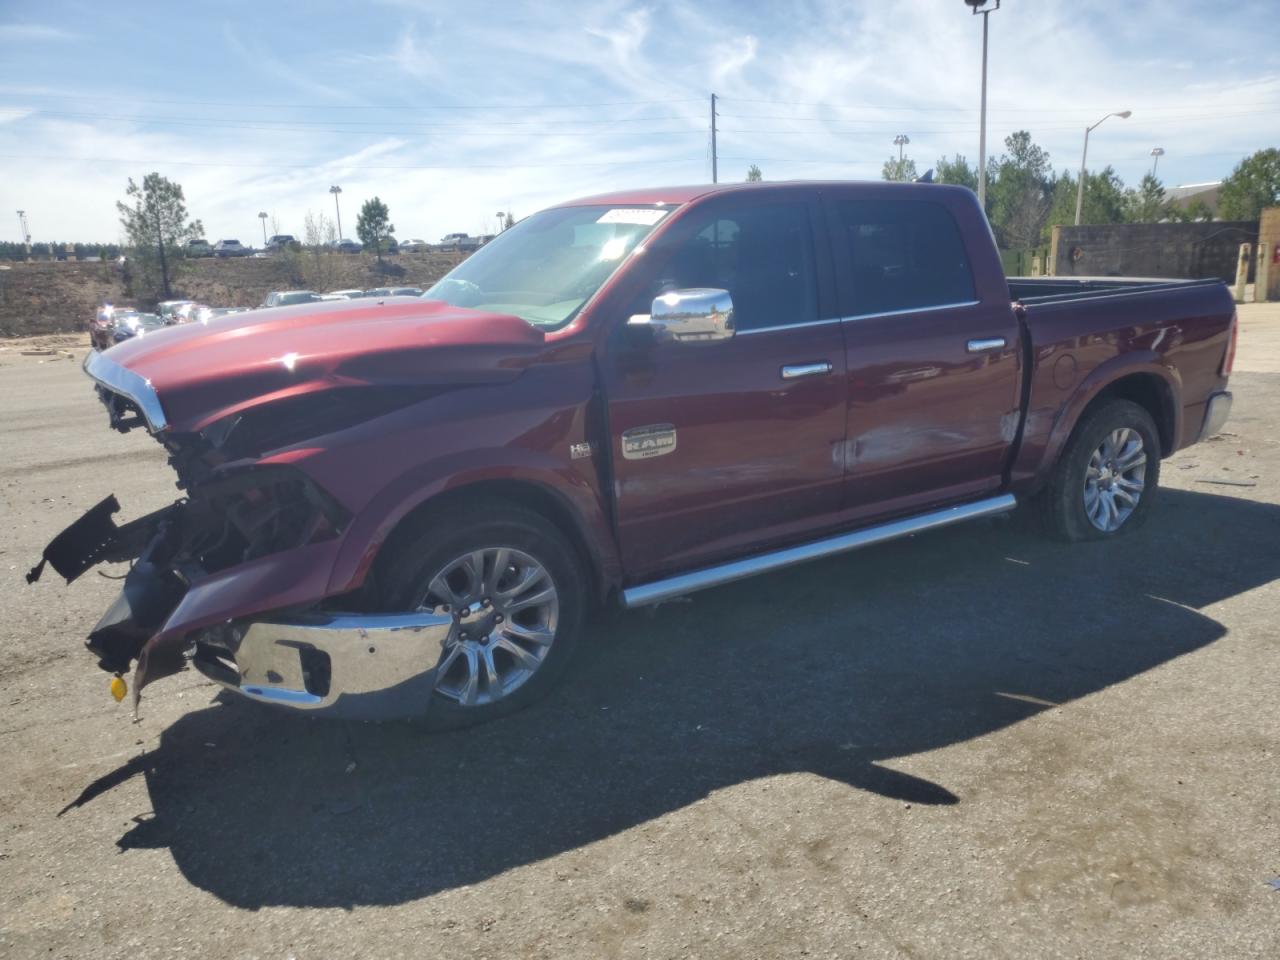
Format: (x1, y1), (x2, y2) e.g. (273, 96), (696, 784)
(596, 208), (669, 225)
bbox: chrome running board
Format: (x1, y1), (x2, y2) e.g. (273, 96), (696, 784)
(620, 494), (1017, 608)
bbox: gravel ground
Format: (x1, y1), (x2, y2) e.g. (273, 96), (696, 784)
(1, 307), (1277, 959)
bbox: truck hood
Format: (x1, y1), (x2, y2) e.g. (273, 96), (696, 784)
(97, 297), (548, 433)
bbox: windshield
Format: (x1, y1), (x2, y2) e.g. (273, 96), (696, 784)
(424, 204), (670, 329)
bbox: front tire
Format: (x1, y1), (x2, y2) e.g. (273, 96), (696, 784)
(378, 499), (587, 729)
(1036, 399), (1161, 542)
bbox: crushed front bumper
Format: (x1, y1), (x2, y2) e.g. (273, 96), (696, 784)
(191, 612), (451, 720)
(30, 490), (450, 721)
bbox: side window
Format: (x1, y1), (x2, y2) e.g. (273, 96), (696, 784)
(645, 202), (818, 331)
(831, 198), (976, 317)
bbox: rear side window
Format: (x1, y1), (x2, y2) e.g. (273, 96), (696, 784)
(645, 201), (818, 331)
(830, 198), (975, 317)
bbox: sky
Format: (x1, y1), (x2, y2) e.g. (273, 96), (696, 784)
(0, 0), (1277, 245)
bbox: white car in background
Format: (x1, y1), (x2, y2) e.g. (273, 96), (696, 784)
(398, 238), (430, 253)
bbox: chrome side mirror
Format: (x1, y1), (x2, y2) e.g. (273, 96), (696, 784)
(628, 288), (735, 344)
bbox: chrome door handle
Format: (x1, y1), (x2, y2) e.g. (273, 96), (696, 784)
(966, 337), (1006, 353)
(780, 361), (833, 380)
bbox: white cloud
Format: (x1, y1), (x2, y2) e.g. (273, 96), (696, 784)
(0, 0), (1276, 244)
(0, 22), (77, 42)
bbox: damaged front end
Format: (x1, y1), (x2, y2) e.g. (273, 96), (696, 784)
(30, 350), (453, 720)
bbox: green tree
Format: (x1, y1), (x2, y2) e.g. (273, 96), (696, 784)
(356, 196), (395, 262)
(881, 156), (918, 182)
(1218, 148), (1280, 220)
(116, 173), (203, 299)
(987, 131), (1054, 249)
(1124, 173), (1170, 223)
(745, 164), (763, 182)
(1044, 166), (1128, 241)
(1183, 197), (1215, 222)
(935, 154), (978, 191)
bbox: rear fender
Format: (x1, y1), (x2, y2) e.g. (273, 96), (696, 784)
(1012, 351), (1181, 495)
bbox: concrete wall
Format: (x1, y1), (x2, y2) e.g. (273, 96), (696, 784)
(1049, 221), (1258, 282)
(1258, 207), (1280, 301)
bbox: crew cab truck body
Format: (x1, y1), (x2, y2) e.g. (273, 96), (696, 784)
(30, 181), (1236, 727)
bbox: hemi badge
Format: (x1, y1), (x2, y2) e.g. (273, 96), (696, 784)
(621, 424), (678, 460)
(570, 442), (594, 460)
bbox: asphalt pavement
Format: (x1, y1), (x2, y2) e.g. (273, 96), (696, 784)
(1, 311), (1277, 959)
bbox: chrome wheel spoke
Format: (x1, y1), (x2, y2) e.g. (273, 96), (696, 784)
(506, 584), (556, 613)
(481, 645), (503, 695)
(496, 636), (541, 672)
(457, 646), (481, 706)
(503, 621), (555, 646)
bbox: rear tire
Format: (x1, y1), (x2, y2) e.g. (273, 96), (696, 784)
(1034, 399), (1161, 542)
(378, 499), (587, 730)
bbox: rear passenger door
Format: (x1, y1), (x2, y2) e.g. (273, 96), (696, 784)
(825, 189), (1021, 519)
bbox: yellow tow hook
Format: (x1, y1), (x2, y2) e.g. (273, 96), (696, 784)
(109, 674), (128, 703)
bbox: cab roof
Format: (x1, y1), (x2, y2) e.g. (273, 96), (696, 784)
(552, 179), (954, 209)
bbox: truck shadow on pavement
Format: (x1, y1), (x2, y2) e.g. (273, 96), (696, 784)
(68, 488), (1280, 909)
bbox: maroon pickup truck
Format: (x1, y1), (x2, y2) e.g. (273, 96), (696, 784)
(31, 181), (1237, 728)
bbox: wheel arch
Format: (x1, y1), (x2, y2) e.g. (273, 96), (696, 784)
(372, 478), (610, 606)
(1021, 356), (1181, 495)
(325, 456), (621, 607)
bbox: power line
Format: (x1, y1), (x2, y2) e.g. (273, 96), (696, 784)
(0, 153), (703, 170)
(28, 110), (704, 129)
(2, 91), (707, 111)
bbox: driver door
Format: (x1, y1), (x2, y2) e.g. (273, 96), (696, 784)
(598, 190), (848, 581)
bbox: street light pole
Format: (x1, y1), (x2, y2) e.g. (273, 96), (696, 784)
(257, 211), (268, 245)
(894, 134), (910, 164)
(1074, 110), (1132, 225)
(964, 1), (1000, 213)
(329, 185), (343, 239)
(1149, 146), (1165, 178)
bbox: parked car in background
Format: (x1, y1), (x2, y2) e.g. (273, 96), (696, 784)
(156, 300), (195, 324)
(43, 181), (1237, 730)
(366, 286), (424, 297)
(398, 238), (430, 253)
(265, 234), (300, 253)
(213, 239), (250, 258)
(193, 306), (253, 324)
(261, 290), (322, 308)
(172, 302), (206, 324)
(89, 305), (134, 351)
(184, 239), (211, 257)
(323, 289), (367, 300)
(331, 238), (362, 254)
(111, 312), (163, 345)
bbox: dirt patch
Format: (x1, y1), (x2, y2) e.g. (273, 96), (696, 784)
(0, 252), (466, 337)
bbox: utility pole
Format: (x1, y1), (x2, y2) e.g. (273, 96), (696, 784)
(258, 211), (268, 245)
(710, 93), (718, 184)
(964, 1), (1000, 212)
(329, 185), (343, 239)
(16, 210), (31, 259)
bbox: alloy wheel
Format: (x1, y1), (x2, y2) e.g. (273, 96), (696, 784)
(1083, 427), (1147, 532)
(416, 547), (559, 706)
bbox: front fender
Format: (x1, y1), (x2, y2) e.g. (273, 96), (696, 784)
(324, 448), (621, 601)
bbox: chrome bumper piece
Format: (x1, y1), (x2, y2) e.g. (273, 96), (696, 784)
(1199, 390), (1232, 442)
(193, 611), (453, 720)
(83, 349), (169, 433)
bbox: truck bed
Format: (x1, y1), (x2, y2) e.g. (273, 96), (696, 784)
(1009, 276), (1225, 305)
